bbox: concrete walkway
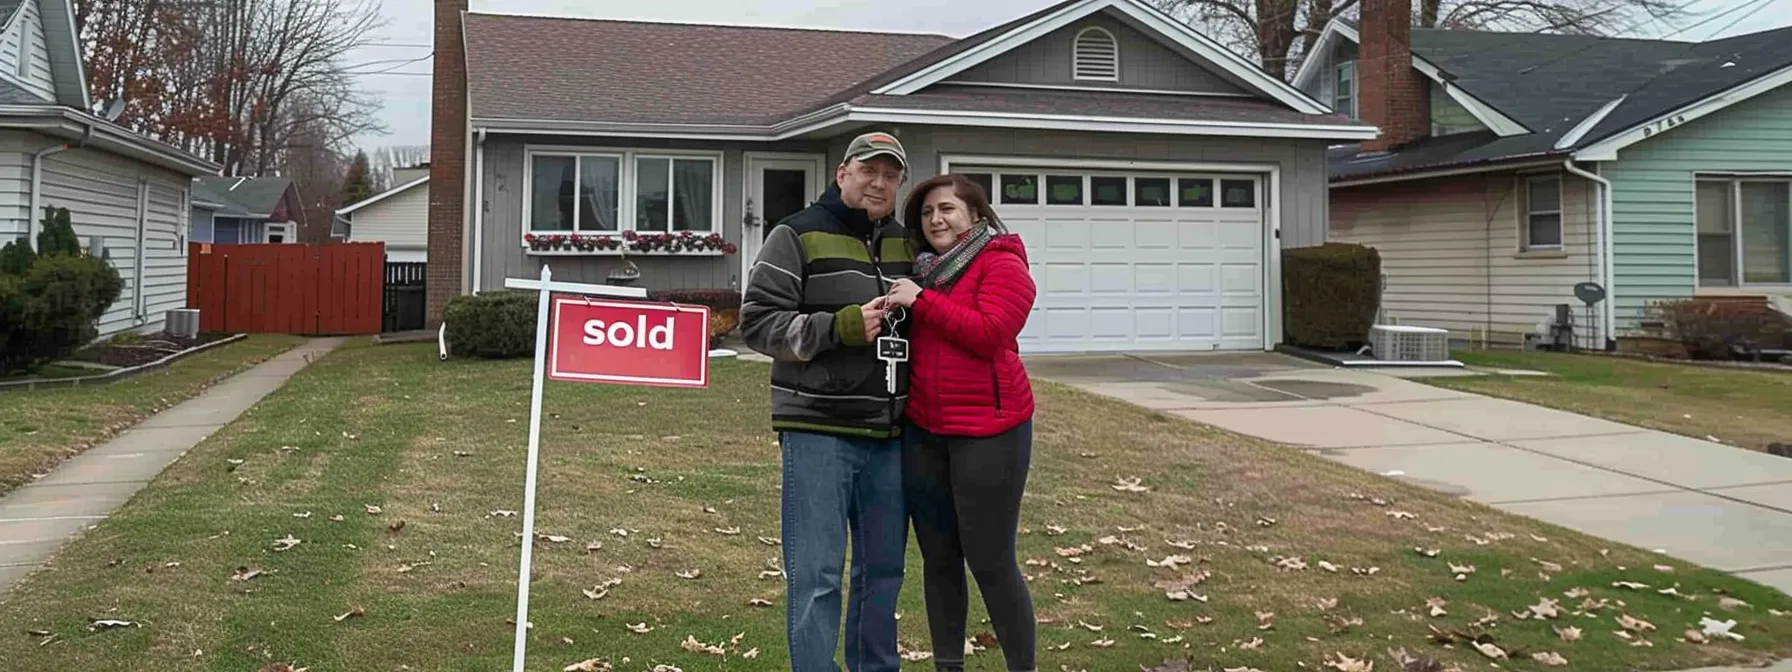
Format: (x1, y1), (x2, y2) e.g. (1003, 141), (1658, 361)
(0, 337), (344, 591)
(1030, 352), (1792, 595)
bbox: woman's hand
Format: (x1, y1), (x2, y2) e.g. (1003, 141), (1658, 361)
(886, 278), (923, 307)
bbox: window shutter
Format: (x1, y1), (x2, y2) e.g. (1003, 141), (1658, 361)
(1073, 27), (1119, 82)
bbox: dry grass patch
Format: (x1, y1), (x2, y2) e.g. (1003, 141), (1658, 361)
(0, 342), (1786, 672)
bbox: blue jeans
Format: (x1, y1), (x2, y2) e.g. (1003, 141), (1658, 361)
(780, 431), (908, 672)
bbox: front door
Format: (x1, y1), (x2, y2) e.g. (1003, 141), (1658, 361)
(741, 154), (825, 285)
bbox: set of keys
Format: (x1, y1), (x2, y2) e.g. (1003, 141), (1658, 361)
(876, 307), (909, 395)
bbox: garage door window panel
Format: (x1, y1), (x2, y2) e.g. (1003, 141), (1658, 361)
(1179, 178), (1214, 207)
(1135, 178), (1172, 207)
(1046, 175), (1085, 205)
(1220, 179), (1256, 208)
(1000, 174), (1039, 204)
(1090, 176), (1128, 206)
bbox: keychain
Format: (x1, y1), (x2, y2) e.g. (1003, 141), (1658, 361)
(876, 307), (909, 395)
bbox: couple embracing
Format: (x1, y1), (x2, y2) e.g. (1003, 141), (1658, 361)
(739, 131), (1039, 672)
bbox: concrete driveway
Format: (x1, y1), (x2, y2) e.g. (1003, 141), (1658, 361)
(1027, 352), (1792, 595)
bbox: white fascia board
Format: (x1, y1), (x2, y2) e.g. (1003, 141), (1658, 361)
(337, 175), (429, 215)
(1289, 19), (1348, 91)
(872, 0), (1331, 115)
(845, 106), (1378, 140)
(1554, 94), (1626, 150)
(1407, 58), (1529, 137)
(1574, 63), (1792, 162)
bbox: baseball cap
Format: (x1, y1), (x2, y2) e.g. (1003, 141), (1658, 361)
(841, 131), (907, 171)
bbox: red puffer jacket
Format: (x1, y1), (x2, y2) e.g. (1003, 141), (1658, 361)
(904, 233), (1037, 438)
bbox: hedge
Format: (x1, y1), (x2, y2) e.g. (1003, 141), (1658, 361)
(0, 207), (126, 374)
(1283, 243), (1381, 350)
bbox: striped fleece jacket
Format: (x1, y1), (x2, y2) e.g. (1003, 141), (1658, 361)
(739, 183), (915, 439)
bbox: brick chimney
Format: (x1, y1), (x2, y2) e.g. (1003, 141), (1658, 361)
(1357, 0), (1429, 153)
(426, 0), (469, 326)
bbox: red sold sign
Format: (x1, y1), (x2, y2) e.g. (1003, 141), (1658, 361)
(545, 295), (710, 388)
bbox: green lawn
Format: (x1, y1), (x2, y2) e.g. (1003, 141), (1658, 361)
(0, 342), (1787, 671)
(0, 334), (305, 497)
(1435, 350), (1792, 452)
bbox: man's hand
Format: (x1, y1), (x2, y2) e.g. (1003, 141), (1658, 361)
(885, 278), (922, 308)
(861, 296), (888, 340)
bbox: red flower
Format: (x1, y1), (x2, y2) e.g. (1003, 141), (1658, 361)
(623, 230), (638, 241)
(524, 234), (536, 243)
(723, 243), (738, 254)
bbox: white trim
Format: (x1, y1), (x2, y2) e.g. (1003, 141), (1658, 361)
(337, 175), (429, 215)
(1692, 175), (1792, 289)
(850, 106), (1377, 140)
(740, 152), (826, 286)
(1575, 63), (1792, 162)
(1072, 26), (1120, 82)
(1555, 95), (1625, 150)
(871, 0), (1331, 115)
(521, 145), (725, 241)
(936, 80), (1255, 98)
(1328, 159), (1566, 188)
(1295, 20), (1527, 137)
(939, 152), (1282, 352)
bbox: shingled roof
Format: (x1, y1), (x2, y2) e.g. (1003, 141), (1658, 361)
(193, 176), (294, 219)
(1330, 23), (1792, 181)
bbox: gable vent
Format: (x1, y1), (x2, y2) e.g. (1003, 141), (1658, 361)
(1072, 27), (1119, 82)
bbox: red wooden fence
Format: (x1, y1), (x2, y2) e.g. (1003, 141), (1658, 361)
(186, 242), (386, 335)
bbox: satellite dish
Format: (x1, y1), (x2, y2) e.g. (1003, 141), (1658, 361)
(100, 98), (126, 122)
(1573, 281), (1606, 306)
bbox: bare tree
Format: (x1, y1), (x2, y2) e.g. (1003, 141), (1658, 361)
(1152, 0), (1691, 80)
(78, 0), (389, 175)
(369, 144), (431, 192)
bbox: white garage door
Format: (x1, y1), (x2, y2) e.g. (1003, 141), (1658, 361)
(957, 167), (1267, 354)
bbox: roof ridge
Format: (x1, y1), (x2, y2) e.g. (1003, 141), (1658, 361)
(463, 11), (957, 40)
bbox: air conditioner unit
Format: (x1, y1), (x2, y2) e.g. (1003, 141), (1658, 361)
(165, 308), (201, 338)
(1370, 324), (1450, 362)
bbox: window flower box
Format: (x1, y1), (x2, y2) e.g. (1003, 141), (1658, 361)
(522, 231), (736, 257)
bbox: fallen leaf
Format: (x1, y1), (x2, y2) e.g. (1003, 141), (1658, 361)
(489, 510), (517, 518)
(1718, 596), (1751, 609)
(1611, 580), (1649, 590)
(1425, 597), (1448, 617)
(1386, 510), (1416, 520)
(1564, 587), (1590, 599)
(680, 635), (725, 655)
(625, 622), (653, 634)
(562, 658), (613, 672)
(1324, 652), (1374, 672)
(1078, 620), (1104, 632)
(1554, 625), (1582, 642)
(332, 607), (365, 622)
(748, 598), (773, 607)
(674, 569), (701, 579)
(1111, 477), (1150, 493)
(1238, 637), (1265, 650)
(1699, 617), (1745, 641)
(743, 647), (760, 659)
(1530, 651), (1568, 667)
(1528, 598), (1561, 619)
(901, 649), (934, 662)
(757, 536), (781, 546)
(537, 534), (572, 544)
(272, 535), (301, 552)
(1470, 641), (1507, 660)
(1318, 560), (1341, 573)
(86, 619), (139, 632)
(1147, 555), (1192, 569)
(1090, 637), (1116, 648)
(1616, 614), (1657, 633)
(1532, 558), (1564, 572)
(364, 505), (382, 515)
(1684, 629), (1710, 644)
(1414, 548), (1440, 558)
(230, 567), (265, 582)
(1045, 524), (1068, 536)
(1255, 611), (1276, 630)
(581, 587), (608, 600)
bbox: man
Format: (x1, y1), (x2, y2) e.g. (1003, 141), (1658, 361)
(740, 131), (914, 672)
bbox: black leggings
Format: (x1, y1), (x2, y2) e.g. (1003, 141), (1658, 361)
(902, 420), (1036, 672)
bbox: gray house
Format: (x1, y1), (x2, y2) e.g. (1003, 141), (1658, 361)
(430, 0), (1377, 354)
(189, 175), (310, 245)
(0, 0), (220, 338)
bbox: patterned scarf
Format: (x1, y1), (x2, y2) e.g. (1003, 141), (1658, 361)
(912, 219), (994, 290)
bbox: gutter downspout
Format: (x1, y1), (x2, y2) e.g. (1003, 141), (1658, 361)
(26, 142), (75, 249)
(1562, 158), (1616, 350)
(471, 127), (487, 292)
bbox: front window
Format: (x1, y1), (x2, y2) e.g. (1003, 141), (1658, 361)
(1334, 60), (1357, 119)
(1522, 174), (1563, 250)
(526, 149), (718, 234)
(1698, 178), (1792, 287)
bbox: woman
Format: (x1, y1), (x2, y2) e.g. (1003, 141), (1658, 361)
(884, 173), (1038, 672)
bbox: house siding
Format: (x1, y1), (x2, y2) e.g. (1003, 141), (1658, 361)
(0, 131), (32, 241)
(475, 134), (830, 293)
(944, 10), (1249, 95)
(38, 141), (192, 337)
(1604, 83), (1792, 331)
(1331, 169), (1602, 346)
(0, 0), (55, 101)
(348, 181), (429, 255)
(883, 126), (1332, 248)
(474, 127), (1331, 294)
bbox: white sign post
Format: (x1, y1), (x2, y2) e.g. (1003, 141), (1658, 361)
(503, 265), (648, 672)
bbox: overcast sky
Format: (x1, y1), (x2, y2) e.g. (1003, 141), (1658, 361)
(346, 0), (1792, 151)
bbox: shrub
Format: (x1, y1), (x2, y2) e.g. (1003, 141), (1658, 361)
(36, 205), (80, 257)
(648, 288), (742, 312)
(1282, 243), (1382, 350)
(443, 290), (540, 359)
(1645, 298), (1790, 360)
(0, 229), (125, 374)
(0, 238), (33, 276)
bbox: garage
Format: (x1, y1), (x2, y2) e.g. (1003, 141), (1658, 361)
(955, 165), (1269, 354)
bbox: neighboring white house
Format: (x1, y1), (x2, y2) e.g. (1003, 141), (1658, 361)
(337, 165), (428, 262)
(0, 0), (221, 338)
